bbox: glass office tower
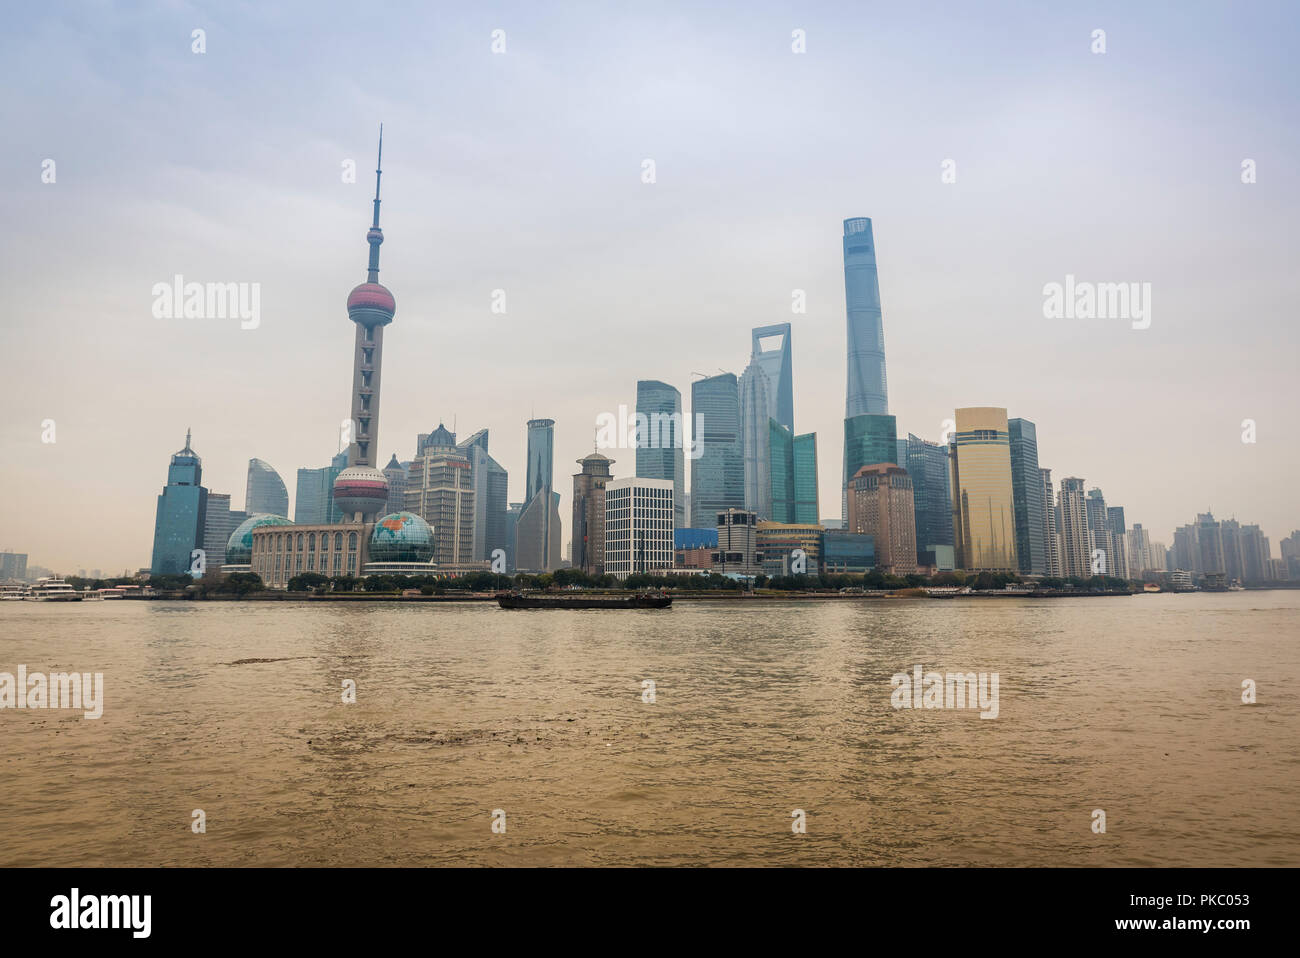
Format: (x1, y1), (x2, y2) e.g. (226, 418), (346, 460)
(525, 418), (555, 505)
(843, 218), (889, 418)
(150, 430), (209, 575)
(739, 361), (772, 519)
(635, 380), (685, 528)
(842, 413), (897, 521)
(897, 433), (954, 562)
(690, 373), (744, 528)
(792, 432), (819, 524)
(750, 323), (794, 433)
(1008, 418), (1048, 575)
(245, 458), (289, 517)
(769, 423), (818, 524)
(949, 408), (1018, 572)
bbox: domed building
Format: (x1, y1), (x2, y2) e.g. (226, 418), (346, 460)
(332, 465), (389, 520)
(364, 512), (437, 575)
(224, 513), (294, 569)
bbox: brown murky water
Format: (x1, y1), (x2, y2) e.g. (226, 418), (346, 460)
(1, 593), (1297, 866)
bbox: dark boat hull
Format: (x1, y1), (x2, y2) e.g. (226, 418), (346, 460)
(496, 593), (671, 610)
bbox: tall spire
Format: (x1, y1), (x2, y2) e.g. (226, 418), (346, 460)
(184, 427), (192, 450)
(366, 124), (384, 283)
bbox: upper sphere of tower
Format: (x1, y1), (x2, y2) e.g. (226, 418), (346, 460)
(347, 282), (396, 324)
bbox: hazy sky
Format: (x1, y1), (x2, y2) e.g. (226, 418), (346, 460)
(2, 1), (1297, 573)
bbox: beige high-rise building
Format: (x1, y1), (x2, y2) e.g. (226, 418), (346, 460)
(949, 407), (1018, 572)
(405, 445), (475, 568)
(1039, 467), (1061, 577)
(846, 463), (917, 574)
(572, 451), (614, 575)
(1057, 477), (1091, 578)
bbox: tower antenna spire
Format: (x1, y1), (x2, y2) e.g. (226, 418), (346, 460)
(366, 124), (385, 283)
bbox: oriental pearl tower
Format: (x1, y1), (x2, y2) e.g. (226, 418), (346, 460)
(333, 127), (397, 521)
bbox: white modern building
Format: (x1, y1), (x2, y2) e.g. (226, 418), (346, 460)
(604, 477), (675, 577)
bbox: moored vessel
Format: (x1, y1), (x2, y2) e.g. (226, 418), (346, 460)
(496, 591), (671, 610)
(26, 577), (84, 602)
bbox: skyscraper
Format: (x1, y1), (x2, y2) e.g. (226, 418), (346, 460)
(768, 422), (819, 524)
(1172, 523), (1200, 573)
(842, 413), (898, 522)
(383, 454), (408, 517)
(1107, 505), (1129, 579)
(202, 493), (246, 570)
(897, 433), (954, 562)
(949, 408), (1018, 572)
(1058, 477), (1090, 578)
(738, 361), (772, 519)
(333, 129), (395, 521)
(503, 502), (524, 573)
(457, 429), (506, 563)
(517, 419), (561, 572)
(1196, 513), (1225, 574)
(847, 463), (917, 575)
(842, 217), (889, 418)
(150, 429), (208, 576)
(1219, 518), (1243, 583)
(525, 418), (555, 506)
(690, 373), (744, 527)
(1007, 419), (1048, 576)
(1239, 524), (1272, 583)
(635, 381), (686, 528)
(1039, 467), (1061, 577)
(483, 457), (509, 565)
(572, 450), (615, 575)
(603, 477), (674, 577)
(0, 552), (28, 582)
(245, 459), (289, 518)
(1084, 488), (1124, 577)
(405, 429), (475, 568)
(750, 323), (793, 433)
(294, 450), (348, 525)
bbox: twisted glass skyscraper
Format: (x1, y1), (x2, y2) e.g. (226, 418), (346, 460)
(841, 217), (890, 522)
(843, 218), (888, 418)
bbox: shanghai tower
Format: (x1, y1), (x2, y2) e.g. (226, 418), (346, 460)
(841, 217), (891, 523)
(842, 217), (888, 416)
(332, 128), (397, 521)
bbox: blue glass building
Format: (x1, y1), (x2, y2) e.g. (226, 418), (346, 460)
(769, 422), (819, 524)
(674, 528), (719, 550)
(150, 430), (209, 576)
(635, 381), (685, 528)
(842, 413), (898, 521)
(750, 324), (793, 433)
(1008, 418), (1048, 575)
(896, 433), (955, 563)
(245, 458), (289, 517)
(822, 530), (875, 573)
(689, 373), (744, 528)
(842, 217), (889, 418)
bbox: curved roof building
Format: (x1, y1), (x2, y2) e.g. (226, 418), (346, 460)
(369, 512), (435, 563)
(225, 513), (294, 565)
(245, 458), (289, 517)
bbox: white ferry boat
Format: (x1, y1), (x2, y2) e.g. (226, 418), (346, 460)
(26, 577), (84, 602)
(0, 584), (30, 600)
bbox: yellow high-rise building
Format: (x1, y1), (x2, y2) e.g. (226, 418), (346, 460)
(949, 407), (1018, 572)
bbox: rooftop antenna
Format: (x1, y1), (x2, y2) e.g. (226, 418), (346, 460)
(365, 124), (384, 283)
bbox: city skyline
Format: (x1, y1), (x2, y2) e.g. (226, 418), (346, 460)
(3, 3), (1298, 572)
